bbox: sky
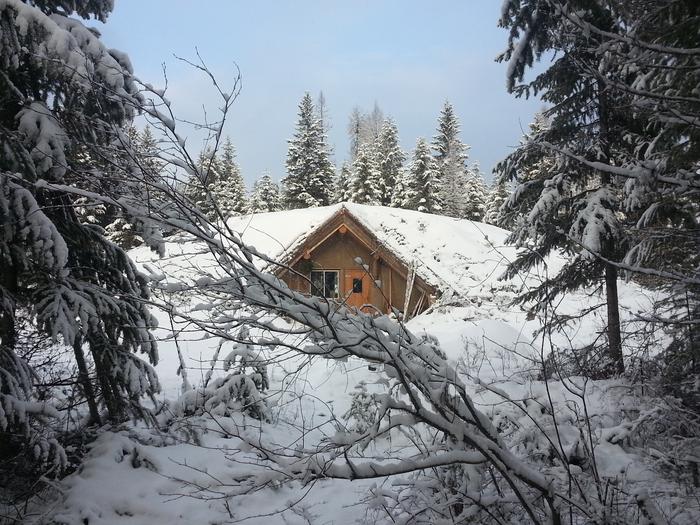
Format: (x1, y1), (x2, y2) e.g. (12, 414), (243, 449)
(96, 1), (544, 185)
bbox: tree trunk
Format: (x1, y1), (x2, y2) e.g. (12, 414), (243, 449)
(0, 265), (18, 354)
(605, 263), (624, 374)
(598, 82), (624, 375)
(72, 334), (101, 425)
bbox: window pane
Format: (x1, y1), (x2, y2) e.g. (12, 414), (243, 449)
(310, 271), (324, 296)
(352, 278), (362, 293)
(325, 271), (339, 298)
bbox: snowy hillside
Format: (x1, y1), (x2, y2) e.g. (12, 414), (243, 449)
(130, 205), (654, 397)
(224, 202), (524, 300)
(28, 205), (689, 525)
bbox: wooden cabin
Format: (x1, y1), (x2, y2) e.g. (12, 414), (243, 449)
(275, 206), (437, 317)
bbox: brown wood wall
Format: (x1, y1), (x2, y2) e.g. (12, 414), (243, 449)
(279, 230), (429, 316)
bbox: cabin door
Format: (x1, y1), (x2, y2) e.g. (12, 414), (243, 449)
(344, 269), (370, 310)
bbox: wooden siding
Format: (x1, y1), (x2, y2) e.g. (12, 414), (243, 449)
(276, 209), (436, 316)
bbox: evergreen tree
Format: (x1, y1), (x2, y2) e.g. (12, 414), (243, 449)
(333, 162), (352, 203)
(390, 167), (409, 208)
(462, 163), (488, 222)
(375, 119), (405, 206)
(347, 103), (385, 163)
(283, 93), (335, 209)
(365, 102), (384, 145)
(103, 126), (162, 248)
(185, 148), (222, 220)
(484, 179), (511, 228)
(215, 138), (247, 216)
(0, 0), (159, 468)
(498, 0), (638, 374)
(316, 91), (330, 135)
(349, 145), (381, 205)
(400, 139), (441, 214)
(347, 107), (363, 162)
(432, 101), (470, 218)
(248, 173), (281, 213)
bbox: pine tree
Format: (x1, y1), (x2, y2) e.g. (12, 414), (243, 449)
(484, 179), (511, 228)
(333, 163), (352, 203)
(375, 119), (405, 206)
(400, 139), (441, 214)
(432, 101), (469, 218)
(0, 0), (159, 467)
(349, 145), (381, 205)
(390, 167), (409, 208)
(347, 103), (385, 163)
(283, 93), (335, 209)
(365, 102), (384, 145)
(104, 126), (161, 248)
(347, 107), (363, 162)
(498, 0), (636, 374)
(462, 163), (488, 222)
(215, 138), (247, 216)
(316, 91), (330, 135)
(185, 148), (222, 220)
(248, 173), (281, 213)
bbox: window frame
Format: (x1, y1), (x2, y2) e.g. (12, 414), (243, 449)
(309, 269), (340, 299)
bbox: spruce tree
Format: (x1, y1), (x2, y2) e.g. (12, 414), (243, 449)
(333, 163), (352, 203)
(104, 126), (162, 248)
(498, 0), (636, 374)
(347, 107), (363, 162)
(432, 101), (468, 217)
(248, 173), (281, 213)
(390, 168), (409, 208)
(349, 145), (381, 205)
(375, 119), (405, 206)
(400, 139), (441, 214)
(462, 164), (488, 222)
(484, 179), (511, 228)
(215, 137), (247, 216)
(283, 93), (335, 209)
(185, 148), (222, 220)
(0, 0), (159, 467)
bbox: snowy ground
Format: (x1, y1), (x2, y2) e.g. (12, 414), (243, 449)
(31, 207), (693, 524)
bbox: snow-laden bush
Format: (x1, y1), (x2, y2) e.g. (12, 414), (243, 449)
(173, 331), (270, 422)
(343, 381), (378, 434)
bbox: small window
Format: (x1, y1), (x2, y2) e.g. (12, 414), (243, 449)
(310, 270), (339, 299)
(352, 278), (363, 294)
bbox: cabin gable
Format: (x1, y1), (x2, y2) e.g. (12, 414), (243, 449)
(275, 207), (435, 317)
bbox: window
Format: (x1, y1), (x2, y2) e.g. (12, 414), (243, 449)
(310, 270), (339, 299)
(352, 278), (363, 293)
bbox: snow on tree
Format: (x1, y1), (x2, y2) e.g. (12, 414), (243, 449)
(484, 178), (511, 227)
(283, 93), (335, 209)
(247, 173), (281, 213)
(333, 162), (352, 203)
(399, 138), (441, 214)
(175, 328), (270, 422)
(462, 163), (488, 222)
(185, 148), (222, 219)
(316, 90), (331, 136)
(185, 138), (246, 219)
(364, 102), (384, 145)
(348, 144), (382, 205)
(215, 137), (247, 216)
(0, 0), (160, 471)
(347, 107), (363, 161)
(497, 0), (642, 375)
(103, 126), (162, 248)
(432, 100), (469, 217)
(347, 103), (385, 163)
(375, 119), (405, 206)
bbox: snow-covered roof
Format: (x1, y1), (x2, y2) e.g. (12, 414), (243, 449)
(227, 203), (521, 302)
